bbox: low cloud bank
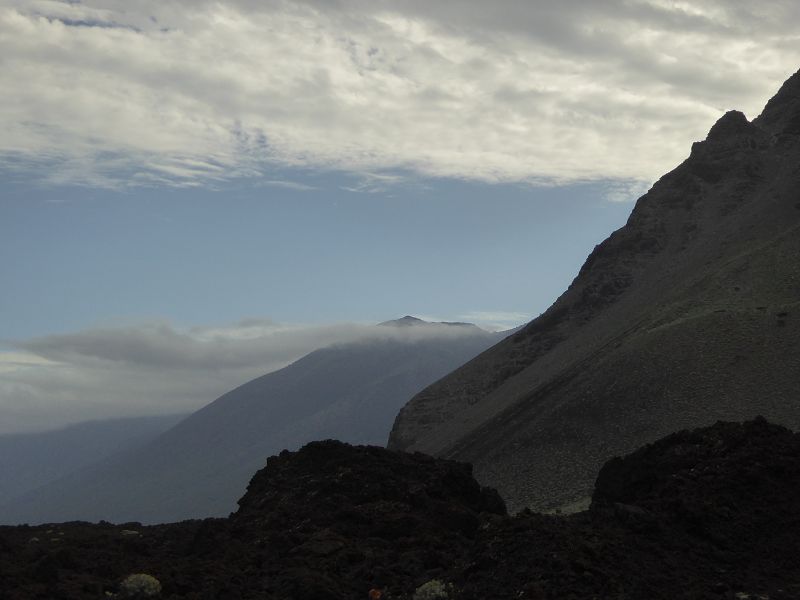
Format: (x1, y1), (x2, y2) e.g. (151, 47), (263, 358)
(0, 316), (503, 434)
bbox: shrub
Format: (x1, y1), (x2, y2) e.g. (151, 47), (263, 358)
(413, 579), (451, 600)
(118, 573), (161, 598)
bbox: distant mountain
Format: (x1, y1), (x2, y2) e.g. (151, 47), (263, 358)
(1, 318), (505, 524)
(389, 69), (800, 512)
(0, 414), (185, 507)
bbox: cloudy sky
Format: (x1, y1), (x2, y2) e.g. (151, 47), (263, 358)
(2, 0), (799, 433)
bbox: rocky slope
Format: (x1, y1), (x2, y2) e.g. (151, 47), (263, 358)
(1, 318), (503, 524)
(1, 418), (799, 599)
(389, 69), (800, 512)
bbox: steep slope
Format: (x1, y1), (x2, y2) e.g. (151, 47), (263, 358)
(389, 69), (800, 512)
(0, 414), (185, 507)
(1, 319), (502, 524)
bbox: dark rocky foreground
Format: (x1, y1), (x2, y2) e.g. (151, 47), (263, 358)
(2, 418), (800, 599)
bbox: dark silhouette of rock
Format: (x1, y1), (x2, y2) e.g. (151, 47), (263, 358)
(231, 440), (505, 599)
(458, 418), (800, 600)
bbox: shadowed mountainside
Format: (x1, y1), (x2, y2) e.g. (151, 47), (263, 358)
(0, 318), (504, 524)
(389, 69), (800, 512)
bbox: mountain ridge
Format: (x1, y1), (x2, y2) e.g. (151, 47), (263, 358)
(388, 68), (800, 512)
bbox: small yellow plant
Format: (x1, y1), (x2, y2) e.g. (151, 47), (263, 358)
(413, 579), (451, 600)
(118, 573), (161, 598)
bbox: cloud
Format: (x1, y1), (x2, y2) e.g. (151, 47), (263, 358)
(14, 320), (368, 370)
(0, 352), (58, 374)
(0, 316), (492, 434)
(1, 1), (799, 191)
(456, 311), (531, 331)
(602, 179), (653, 203)
(260, 179), (318, 191)
(340, 172), (407, 194)
(414, 310), (530, 331)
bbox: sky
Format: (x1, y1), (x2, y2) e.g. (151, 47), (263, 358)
(2, 0), (800, 433)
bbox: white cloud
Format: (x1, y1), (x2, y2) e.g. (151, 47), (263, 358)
(457, 311), (531, 331)
(260, 179), (318, 191)
(416, 311), (530, 331)
(603, 180), (653, 203)
(0, 352), (59, 374)
(0, 316), (492, 434)
(1, 1), (799, 190)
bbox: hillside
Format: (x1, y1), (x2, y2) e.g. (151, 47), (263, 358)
(0, 318), (502, 524)
(389, 69), (800, 512)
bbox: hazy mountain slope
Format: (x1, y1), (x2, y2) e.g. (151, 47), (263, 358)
(1, 319), (503, 524)
(389, 70), (800, 512)
(0, 414), (185, 507)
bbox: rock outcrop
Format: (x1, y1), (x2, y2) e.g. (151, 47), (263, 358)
(458, 417), (800, 600)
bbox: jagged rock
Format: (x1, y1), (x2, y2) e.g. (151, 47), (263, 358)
(755, 69), (800, 135)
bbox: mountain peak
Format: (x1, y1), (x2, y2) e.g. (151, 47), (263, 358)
(754, 67), (800, 135)
(705, 109), (751, 142)
(378, 315), (480, 330)
(380, 315), (427, 327)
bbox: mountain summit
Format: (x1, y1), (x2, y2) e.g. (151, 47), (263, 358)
(380, 315), (428, 326)
(389, 69), (800, 512)
(379, 315), (480, 329)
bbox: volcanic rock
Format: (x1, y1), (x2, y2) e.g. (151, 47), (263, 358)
(0, 440), (505, 599)
(458, 418), (800, 599)
(2, 419), (800, 599)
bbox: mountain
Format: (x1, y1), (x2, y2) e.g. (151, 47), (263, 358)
(0, 318), (504, 524)
(0, 414), (185, 507)
(389, 69), (800, 512)
(3, 418), (800, 599)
